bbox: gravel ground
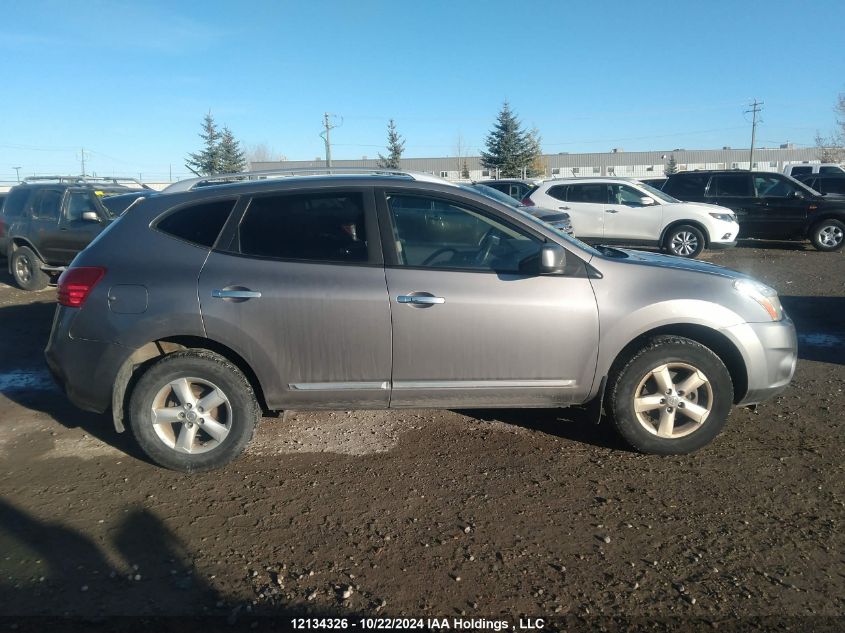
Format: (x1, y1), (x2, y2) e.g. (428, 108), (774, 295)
(0, 241), (843, 632)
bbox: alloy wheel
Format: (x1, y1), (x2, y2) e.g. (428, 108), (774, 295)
(669, 231), (698, 256)
(818, 225), (844, 248)
(15, 254), (32, 284)
(150, 377), (232, 453)
(633, 362), (713, 438)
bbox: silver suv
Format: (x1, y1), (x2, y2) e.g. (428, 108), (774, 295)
(45, 170), (797, 471)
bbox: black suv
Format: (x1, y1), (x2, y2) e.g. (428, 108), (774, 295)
(1, 177), (150, 290)
(662, 170), (845, 251)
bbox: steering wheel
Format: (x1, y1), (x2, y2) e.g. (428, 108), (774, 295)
(422, 247), (459, 266)
(474, 229), (499, 265)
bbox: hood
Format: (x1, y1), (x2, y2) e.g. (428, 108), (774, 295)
(663, 200), (734, 215)
(526, 206), (570, 221)
(600, 247), (746, 280)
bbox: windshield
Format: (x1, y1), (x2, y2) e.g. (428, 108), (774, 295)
(637, 181), (679, 203)
(466, 183), (524, 206)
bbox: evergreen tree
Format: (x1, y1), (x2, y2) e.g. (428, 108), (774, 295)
(665, 154), (678, 175)
(480, 101), (535, 178)
(185, 111), (222, 176)
(461, 159), (470, 179)
(378, 119), (405, 169)
(219, 126), (246, 173)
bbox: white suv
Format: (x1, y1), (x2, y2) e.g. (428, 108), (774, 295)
(524, 177), (739, 258)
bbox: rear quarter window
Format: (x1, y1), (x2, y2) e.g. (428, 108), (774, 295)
(664, 174), (710, 199)
(155, 199), (236, 247)
(2, 188), (30, 218)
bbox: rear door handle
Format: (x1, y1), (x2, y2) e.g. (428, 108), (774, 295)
(397, 295), (445, 305)
(605, 209), (619, 213)
(212, 289), (262, 299)
(558, 206), (570, 210)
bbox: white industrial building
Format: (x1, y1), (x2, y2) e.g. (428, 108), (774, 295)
(251, 145), (823, 181)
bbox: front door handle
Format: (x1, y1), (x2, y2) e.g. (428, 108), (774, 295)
(397, 294), (445, 305)
(558, 206), (570, 210)
(212, 288), (262, 300)
(605, 209), (619, 213)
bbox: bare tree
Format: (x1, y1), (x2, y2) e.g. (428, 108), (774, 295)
(815, 91), (845, 162)
(245, 143), (281, 167)
(454, 133), (468, 174)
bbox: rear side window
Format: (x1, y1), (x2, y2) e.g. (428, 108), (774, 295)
(708, 174), (752, 197)
(156, 199), (236, 247)
(819, 179), (845, 195)
(567, 183), (608, 204)
(31, 189), (63, 221)
(2, 188), (30, 218)
(819, 166), (844, 174)
(663, 174), (709, 199)
(238, 192), (367, 263)
(789, 166), (812, 176)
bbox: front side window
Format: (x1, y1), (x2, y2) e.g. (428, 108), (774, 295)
(31, 189), (62, 221)
(790, 166), (812, 176)
(819, 179), (845, 195)
(567, 184), (608, 204)
(708, 174), (751, 197)
(753, 174), (799, 198)
(610, 184), (650, 206)
(238, 192), (367, 263)
(819, 166), (845, 174)
(66, 191), (98, 221)
(386, 194), (541, 273)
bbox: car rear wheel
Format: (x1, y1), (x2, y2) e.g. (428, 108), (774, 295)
(11, 246), (49, 291)
(606, 335), (733, 454)
(663, 225), (705, 258)
(128, 350), (259, 472)
(810, 219), (845, 252)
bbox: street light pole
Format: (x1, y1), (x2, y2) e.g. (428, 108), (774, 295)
(13, 166), (21, 182)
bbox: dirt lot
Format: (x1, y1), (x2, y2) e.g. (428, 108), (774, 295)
(0, 241), (843, 632)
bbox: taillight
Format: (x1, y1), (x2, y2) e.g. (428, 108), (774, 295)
(57, 267), (106, 308)
(520, 196), (535, 206)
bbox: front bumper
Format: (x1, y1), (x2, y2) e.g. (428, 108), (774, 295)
(44, 306), (130, 414)
(709, 240), (737, 250)
(722, 316), (798, 406)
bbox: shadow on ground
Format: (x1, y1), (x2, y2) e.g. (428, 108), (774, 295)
(781, 295), (845, 366)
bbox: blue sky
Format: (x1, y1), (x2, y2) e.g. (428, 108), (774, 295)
(1, 0), (843, 181)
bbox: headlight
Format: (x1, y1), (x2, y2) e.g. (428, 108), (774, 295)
(733, 278), (783, 321)
(710, 212), (736, 222)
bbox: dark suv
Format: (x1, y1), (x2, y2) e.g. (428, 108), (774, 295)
(795, 174), (845, 198)
(1, 177), (150, 289)
(662, 170), (845, 251)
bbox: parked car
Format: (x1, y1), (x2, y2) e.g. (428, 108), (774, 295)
(782, 163), (845, 178)
(1, 177), (150, 289)
(638, 177), (667, 189)
(45, 169), (796, 472)
(102, 190), (154, 215)
(468, 182), (573, 235)
(662, 170), (845, 251)
(480, 178), (541, 201)
(794, 173), (845, 197)
(524, 177), (739, 258)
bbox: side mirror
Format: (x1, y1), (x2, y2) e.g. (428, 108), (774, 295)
(640, 196), (655, 206)
(81, 211), (100, 222)
(539, 243), (567, 274)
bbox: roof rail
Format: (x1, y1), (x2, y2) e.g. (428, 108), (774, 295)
(22, 175), (152, 189)
(161, 167), (455, 193)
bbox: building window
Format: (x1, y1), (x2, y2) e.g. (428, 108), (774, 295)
(592, 167), (600, 174)
(481, 170), (490, 177)
(440, 171), (449, 178)
(646, 166), (654, 171)
(571, 167), (580, 174)
(607, 167), (615, 174)
(769, 161), (777, 168)
(551, 168), (560, 175)
(731, 162), (739, 169)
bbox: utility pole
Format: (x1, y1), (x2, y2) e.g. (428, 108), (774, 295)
(13, 166), (21, 182)
(320, 112), (340, 168)
(745, 99), (763, 171)
(79, 148), (88, 176)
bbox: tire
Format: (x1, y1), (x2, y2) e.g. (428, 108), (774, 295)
(809, 219), (845, 252)
(128, 350), (259, 472)
(11, 246), (49, 291)
(606, 335), (733, 455)
(663, 224), (705, 258)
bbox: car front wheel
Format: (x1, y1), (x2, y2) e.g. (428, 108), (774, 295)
(810, 219), (845, 251)
(11, 246), (49, 291)
(663, 225), (705, 258)
(128, 350), (259, 472)
(606, 335), (733, 454)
